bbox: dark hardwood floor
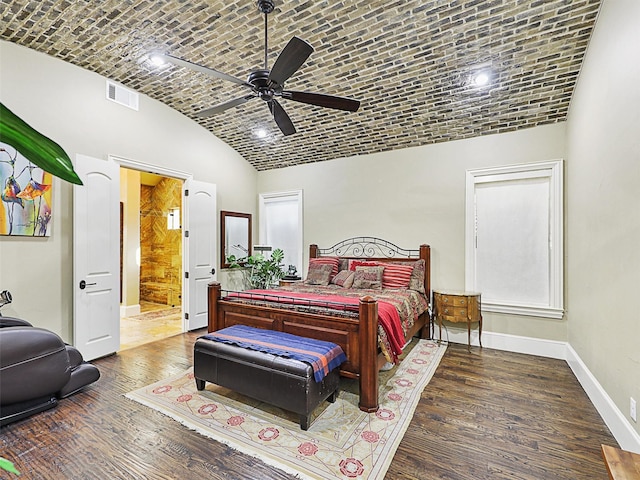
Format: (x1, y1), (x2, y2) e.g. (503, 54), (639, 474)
(1, 332), (617, 479)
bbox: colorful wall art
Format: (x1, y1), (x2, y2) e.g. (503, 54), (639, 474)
(1, 141), (53, 237)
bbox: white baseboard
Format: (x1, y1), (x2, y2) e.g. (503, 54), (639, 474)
(565, 344), (640, 453)
(120, 304), (140, 318)
(439, 326), (640, 453)
(436, 326), (566, 359)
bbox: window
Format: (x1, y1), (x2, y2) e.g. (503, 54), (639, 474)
(465, 160), (563, 319)
(167, 207), (180, 230)
(258, 190), (303, 273)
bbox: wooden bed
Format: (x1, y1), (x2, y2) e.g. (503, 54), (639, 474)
(207, 237), (432, 412)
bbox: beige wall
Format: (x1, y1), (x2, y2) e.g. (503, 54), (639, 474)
(257, 123), (568, 341)
(565, 0), (640, 435)
(0, 41), (257, 341)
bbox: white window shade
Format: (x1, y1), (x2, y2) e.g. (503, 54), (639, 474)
(259, 190), (303, 272)
(465, 160), (563, 319)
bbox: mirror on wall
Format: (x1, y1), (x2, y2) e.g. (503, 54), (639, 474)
(220, 211), (252, 269)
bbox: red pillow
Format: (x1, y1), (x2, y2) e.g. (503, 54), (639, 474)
(381, 263), (413, 289)
(309, 257), (340, 278)
(348, 259), (378, 271)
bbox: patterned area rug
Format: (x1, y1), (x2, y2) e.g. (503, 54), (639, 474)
(126, 339), (446, 479)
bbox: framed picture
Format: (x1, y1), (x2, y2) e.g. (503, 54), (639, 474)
(0, 141), (53, 237)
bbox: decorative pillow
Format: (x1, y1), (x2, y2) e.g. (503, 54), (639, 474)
(331, 269), (355, 288)
(408, 259), (426, 294)
(352, 266), (384, 290)
(309, 257), (340, 279)
(305, 263), (333, 286)
(348, 259), (378, 271)
(381, 263), (413, 289)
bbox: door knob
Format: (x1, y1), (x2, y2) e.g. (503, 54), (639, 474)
(79, 280), (97, 290)
(210, 268), (216, 275)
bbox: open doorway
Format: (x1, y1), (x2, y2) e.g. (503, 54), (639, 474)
(119, 168), (184, 350)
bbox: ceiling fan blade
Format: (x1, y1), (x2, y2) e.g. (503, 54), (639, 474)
(161, 54), (250, 87)
(196, 95), (255, 117)
(268, 99), (296, 136)
(268, 37), (313, 86)
(281, 91), (361, 112)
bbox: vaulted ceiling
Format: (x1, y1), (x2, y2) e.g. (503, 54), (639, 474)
(1, 1), (601, 171)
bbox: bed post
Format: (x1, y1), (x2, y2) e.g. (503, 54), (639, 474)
(420, 244), (431, 298)
(419, 244), (432, 339)
(309, 244), (319, 258)
(359, 296), (379, 412)
(207, 282), (221, 332)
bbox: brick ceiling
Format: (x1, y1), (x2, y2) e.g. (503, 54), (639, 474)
(1, 1), (601, 171)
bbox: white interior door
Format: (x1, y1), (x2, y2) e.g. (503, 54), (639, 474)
(73, 154), (120, 360)
(184, 179), (217, 330)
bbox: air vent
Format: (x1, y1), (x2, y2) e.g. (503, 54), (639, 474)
(106, 80), (139, 111)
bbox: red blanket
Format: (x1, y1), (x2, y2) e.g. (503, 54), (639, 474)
(226, 289), (406, 361)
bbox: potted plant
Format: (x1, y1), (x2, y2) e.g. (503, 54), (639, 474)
(226, 248), (285, 289)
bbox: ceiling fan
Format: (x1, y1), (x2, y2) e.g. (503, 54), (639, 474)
(159, 0), (360, 136)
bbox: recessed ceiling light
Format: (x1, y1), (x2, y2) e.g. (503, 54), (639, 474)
(472, 71), (490, 87)
(150, 54), (167, 67)
(255, 128), (267, 139)
(464, 62), (494, 89)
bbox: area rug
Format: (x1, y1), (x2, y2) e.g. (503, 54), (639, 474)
(126, 339), (446, 479)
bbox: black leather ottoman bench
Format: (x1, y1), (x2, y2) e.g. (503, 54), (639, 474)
(194, 334), (341, 430)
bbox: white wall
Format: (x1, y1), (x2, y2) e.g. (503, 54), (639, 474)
(0, 41), (257, 341)
(565, 0), (640, 437)
(257, 123), (568, 341)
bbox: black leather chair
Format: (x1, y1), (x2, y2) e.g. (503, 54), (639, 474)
(0, 316), (100, 426)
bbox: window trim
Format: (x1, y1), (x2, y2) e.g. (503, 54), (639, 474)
(465, 160), (564, 319)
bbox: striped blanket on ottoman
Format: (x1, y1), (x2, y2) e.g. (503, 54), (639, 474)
(202, 325), (346, 382)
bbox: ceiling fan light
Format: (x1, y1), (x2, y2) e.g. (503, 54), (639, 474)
(255, 128), (267, 138)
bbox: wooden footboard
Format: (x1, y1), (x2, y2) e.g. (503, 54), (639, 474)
(207, 282), (381, 412)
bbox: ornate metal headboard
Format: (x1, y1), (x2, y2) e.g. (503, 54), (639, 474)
(312, 236), (421, 259)
(309, 237), (431, 299)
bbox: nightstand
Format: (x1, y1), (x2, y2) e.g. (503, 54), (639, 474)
(279, 277), (302, 286)
(433, 290), (482, 351)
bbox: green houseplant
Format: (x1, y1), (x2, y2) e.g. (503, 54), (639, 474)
(227, 248), (285, 289)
